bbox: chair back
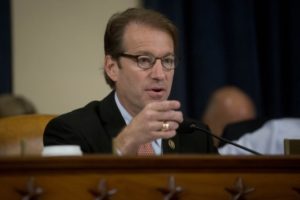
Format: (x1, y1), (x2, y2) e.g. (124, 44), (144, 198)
(0, 114), (56, 156)
(284, 139), (300, 155)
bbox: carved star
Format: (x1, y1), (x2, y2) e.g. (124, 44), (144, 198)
(157, 176), (183, 200)
(89, 179), (117, 200)
(225, 177), (255, 200)
(15, 177), (43, 200)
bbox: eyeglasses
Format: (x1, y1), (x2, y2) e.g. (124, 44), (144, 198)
(117, 53), (176, 70)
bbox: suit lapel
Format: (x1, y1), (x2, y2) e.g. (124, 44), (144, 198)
(98, 91), (126, 139)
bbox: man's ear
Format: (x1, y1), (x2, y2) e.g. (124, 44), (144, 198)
(104, 55), (119, 81)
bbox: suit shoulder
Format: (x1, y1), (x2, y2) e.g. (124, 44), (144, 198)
(47, 101), (101, 130)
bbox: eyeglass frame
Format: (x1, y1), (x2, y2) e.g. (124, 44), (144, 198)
(116, 53), (177, 70)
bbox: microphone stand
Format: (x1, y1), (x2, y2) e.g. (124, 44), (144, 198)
(190, 124), (262, 155)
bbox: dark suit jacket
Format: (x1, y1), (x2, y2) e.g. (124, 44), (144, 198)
(44, 91), (217, 154)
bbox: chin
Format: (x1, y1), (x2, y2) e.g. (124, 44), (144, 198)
(148, 97), (167, 103)
(142, 93), (168, 105)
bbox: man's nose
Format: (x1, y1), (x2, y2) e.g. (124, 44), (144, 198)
(150, 59), (165, 79)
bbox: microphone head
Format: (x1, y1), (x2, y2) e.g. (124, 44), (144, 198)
(177, 119), (198, 134)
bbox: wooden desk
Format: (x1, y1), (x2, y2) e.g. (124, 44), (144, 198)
(0, 155), (299, 199)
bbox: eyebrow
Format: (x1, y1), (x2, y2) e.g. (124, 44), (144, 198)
(127, 51), (175, 57)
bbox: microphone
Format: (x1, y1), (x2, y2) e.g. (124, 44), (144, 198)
(180, 120), (262, 155)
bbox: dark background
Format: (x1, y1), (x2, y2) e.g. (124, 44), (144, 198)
(144, 0), (300, 120)
(0, 0), (12, 94)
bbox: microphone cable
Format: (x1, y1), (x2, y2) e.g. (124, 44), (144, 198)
(190, 123), (262, 155)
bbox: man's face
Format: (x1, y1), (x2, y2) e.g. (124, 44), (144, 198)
(107, 23), (175, 116)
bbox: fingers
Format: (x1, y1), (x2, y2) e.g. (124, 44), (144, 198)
(155, 110), (183, 123)
(147, 100), (181, 112)
(116, 100), (183, 152)
(145, 100), (183, 123)
(114, 100), (183, 155)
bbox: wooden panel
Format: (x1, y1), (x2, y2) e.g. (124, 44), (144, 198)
(0, 155), (299, 200)
(285, 139), (300, 155)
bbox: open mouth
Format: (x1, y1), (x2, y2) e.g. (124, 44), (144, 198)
(152, 88), (163, 93)
(146, 88), (165, 99)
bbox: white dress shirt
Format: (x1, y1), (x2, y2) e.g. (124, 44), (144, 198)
(218, 118), (300, 155)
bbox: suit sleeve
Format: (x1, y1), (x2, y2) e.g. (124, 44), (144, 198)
(43, 117), (91, 153)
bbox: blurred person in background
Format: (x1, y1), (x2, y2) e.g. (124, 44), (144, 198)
(202, 86), (256, 147)
(0, 94), (36, 118)
(218, 118), (300, 155)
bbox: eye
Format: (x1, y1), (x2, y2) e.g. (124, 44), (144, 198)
(137, 56), (153, 67)
(163, 57), (175, 66)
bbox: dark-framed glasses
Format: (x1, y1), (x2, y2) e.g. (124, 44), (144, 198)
(117, 53), (176, 70)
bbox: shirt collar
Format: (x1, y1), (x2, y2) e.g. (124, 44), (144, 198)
(114, 92), (132, 125)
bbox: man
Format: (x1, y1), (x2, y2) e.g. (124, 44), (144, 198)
(202, 86), (256, 146)
(44, 8), (216, 155)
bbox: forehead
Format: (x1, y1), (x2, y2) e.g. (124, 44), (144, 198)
(122, 22), (174, 54)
